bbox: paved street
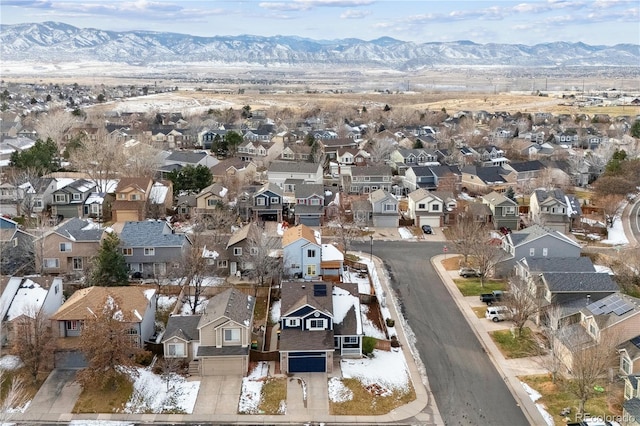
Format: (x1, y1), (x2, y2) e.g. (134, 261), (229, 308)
(353, 240), (529, 426)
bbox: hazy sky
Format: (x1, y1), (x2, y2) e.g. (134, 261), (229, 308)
(1, 0), (638, 45)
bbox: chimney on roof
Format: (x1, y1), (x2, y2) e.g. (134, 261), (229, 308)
(586, 294), (591, 306)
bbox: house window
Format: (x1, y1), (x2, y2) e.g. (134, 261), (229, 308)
(542, 248), (548, 257)
(72, 257), (83, 270)
(625, 381), (633, 400)
(270, 197), (279, 204)
(224, 328), (241, 343)
(286, 318), (299, 327)
(621, 356), (631, 374)
(256, 197), (265, 206)
(34, 200), (43, 208)
(144, 248), (155, 256)
(307, 249), (316, 258)
(588, 322), (597, 337)
(505, 207), (515, 215)
(217, 260), (228, 268)
(60, 242), (72, 252)
(167, 343), (185, 357)
(529, 248), (535, 256)
(90, 204), (100, 214)
(66, 320), (79, 331)
(232, 247), (243, 256)
(54, 194), (66, 203)
(308, 319), (325, 330)
(432, 204), (440, 211)
(310, 198), (320, 206)
(118, 193), (126, 200)
(418, 203), (426, 209)
(364, 176), (370, 181)
(344, 336), (358, 344)
(250, 247), (258, 255)
(72, 193), (82, 201)
(384, 203), (396, 212)
(122, 248), (133, 256)
(207, 199), (217, 206)
(130, 194), (140, 201)
(307, 265), (317, 276)
(43, 258), (59, 269)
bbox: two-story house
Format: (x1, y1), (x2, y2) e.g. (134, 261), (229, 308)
(529, 188), (582, 233)
(460, 166), (515, 194)
(119, 220), (191, 278)
(194, 183), (229, 215)
(282, 224), (322, 279)
(368, 189), (399, 228)
(0, 276), (63, 347)
(621, 370), (640, 426)
(0, 216), (35, 275)
(267, 161), (323, 189)
(111, 177), (153, 222)
(225, 223), (259, 277)
(292, 183), (325, 226)
(388, 148), (438, 173)
(50, 179), (97, 221)
(251, 182), (283, 222)
(504, 161), (546, 188)
(279, 281), (335, 373)
(557, 293), (640, 375)
(407, 189), (456, 228)
(346, 165), (393, 195)
(162, 288), (255, 376)
(481, 191), (519, 231)
(51, 286), (157, 368)
(619, 336), (640, 377)
(36, 217), (104, 277)
(497, 224), (582, 276)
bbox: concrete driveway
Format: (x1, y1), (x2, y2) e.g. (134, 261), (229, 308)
(191, 375), (243, 415)
(27, 369), (82, 415)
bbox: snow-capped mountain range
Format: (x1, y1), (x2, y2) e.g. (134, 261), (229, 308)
(2, 21), (639, 69)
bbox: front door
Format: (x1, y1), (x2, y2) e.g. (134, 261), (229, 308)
(230, 261), (237, 275)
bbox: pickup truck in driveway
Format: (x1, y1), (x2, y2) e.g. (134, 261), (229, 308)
(480, 290), (504, 305)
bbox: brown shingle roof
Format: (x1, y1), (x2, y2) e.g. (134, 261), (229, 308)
(51, 286), (154, 323)
(282, 224), (319, 248)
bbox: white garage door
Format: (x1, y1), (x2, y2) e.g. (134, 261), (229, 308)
(418, 216), (440, 227)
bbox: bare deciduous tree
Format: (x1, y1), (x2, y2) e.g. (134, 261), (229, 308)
(34, 108), (78, 149)
(0, 370), (27, 423)
(121, 142), (161, 180)
(242, 224), (282, 287)
(468, 227), (505, 287)
(594, 193), (626, 228)
(78, 295), (149, 389)
(366, 136), (396, 164)
(177, 226), (215, 315)
(536, 304), (565, 384)
(69, 127), (126, 193)
(566, 328), (619, 415)
(10, 306), (55, 384)
(449, 211), (487, 265)
(503, 275), (540, 337)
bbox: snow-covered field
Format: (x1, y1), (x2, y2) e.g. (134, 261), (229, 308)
(601, 216), (629, 245)
(337, 349), (411, 398)
(123, 367), (200, 414)
(238, 362), (272, 414)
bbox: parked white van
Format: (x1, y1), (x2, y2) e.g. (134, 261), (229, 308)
(485, 306), (512, 322)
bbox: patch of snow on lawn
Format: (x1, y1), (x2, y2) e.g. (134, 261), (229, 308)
(360, 304), (386, 339)
(201, 276), (225, 286)
(602, 217), (629, 245)
(124, 367), (199, 414)
(341, 349), (410, 395)
(238, 362), (269, 414)
(179, 297), (209, 315)
(157, 295), (177, 310)
(328, 376), (353, 403)
(270, 299), (281, 323)
(397, 227), (415, 239)
(0, 354), (23, 370)
(521, 382), (554, 426)
(594, 264), (614, 275)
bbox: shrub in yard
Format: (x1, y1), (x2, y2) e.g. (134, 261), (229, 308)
(134, 350), (154, 367)
(362, 336), (376, 355)
(385, 318), (395, 327)
(390, 336), (400, 348)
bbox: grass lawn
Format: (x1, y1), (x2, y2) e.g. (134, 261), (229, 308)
(258, 377), (287, 414)
(520, 374), (623, 426)
(490, 328), (544, 359)
(441, 255), (461, 271)
(329, 378), (416, 415)
(1, 368), (44, 409)
(253, 296), (269, 325)
(73, 373), (133, 413)
(471, 306), (487, 318)
(453, 278), (506, 296)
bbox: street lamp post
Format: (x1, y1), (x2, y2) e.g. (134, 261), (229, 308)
(369, 235), (373, 261)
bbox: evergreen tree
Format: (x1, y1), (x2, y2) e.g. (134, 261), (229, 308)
(89, 233), (129, 286)
(168, 164), (213, 195)
(413, 139), (424, 149)
(504, 186), (517, 202)
(224, 131), (243, 156)
(630, 120), (640, 138)
(9, 137), (60, 176)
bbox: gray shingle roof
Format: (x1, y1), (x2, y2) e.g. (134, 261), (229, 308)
(197, 345), (249, 357)
(268, 161), (320, 174)
(542, 272), (618, 293)
(294, 183), (324, 199)
(351, 165), (392, 176)
(199, 288), (254, 328)
(279, 328), (334, 351)
(281, 281), (333, 317)
(162, 315), (201, 342)
(521, 257), (595, 273)
(509, 224), (579, 248)
(623, 398), (640, 419)
(120, 221), (187, 248)
(509, 160), (545, 172)
(165, 151), (208, 164)
(55, 217), (103, 242)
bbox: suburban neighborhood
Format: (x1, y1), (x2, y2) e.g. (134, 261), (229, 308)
(0, 80), (639, 426)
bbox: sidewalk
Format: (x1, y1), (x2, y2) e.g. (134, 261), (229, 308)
(431, 254), (548, 426)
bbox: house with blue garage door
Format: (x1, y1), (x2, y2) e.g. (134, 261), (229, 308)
(278, 281), (364, 373)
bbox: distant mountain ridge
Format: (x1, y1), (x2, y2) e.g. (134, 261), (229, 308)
(1, 21), (639, 70)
